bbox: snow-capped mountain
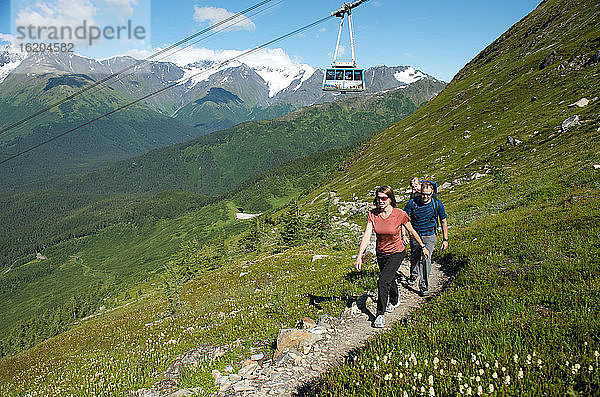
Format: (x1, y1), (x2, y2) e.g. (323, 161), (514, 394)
(0, 46), (445, 134)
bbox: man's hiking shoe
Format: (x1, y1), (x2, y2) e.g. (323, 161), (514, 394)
(419, 285), (429, 296)
(386, 301), (400, 313)
(407, 275), (417, 286)
(373, 315), (385, 328)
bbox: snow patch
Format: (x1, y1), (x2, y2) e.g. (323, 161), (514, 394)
(0, 44), (27, 83)
(236, 212), (262, 220)
(254, 64), (315, 97)
(394, 67), (426, 84)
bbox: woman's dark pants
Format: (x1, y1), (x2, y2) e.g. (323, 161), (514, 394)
(376, 250), (406, 315)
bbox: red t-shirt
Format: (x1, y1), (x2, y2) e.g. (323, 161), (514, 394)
(367, 207), (410, 254)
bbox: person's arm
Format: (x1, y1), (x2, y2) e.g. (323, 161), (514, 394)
(441, 218), (449, 251)
(401, 225), (409, 245)
(405, 221), (429, 258)
(354, 222), (373, 271)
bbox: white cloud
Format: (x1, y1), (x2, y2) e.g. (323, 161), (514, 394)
(0, 33), (17, 44)
(101, 0), (137, 16)
(120, 46), (302, 70)
(14, 0), (97, 45)
(193, 6), (255, 32)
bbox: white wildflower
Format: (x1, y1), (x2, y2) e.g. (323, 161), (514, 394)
(429, 374), (434, 385)
(513, 354), (519, 364)
(479, 368), (484, 375)
(457, 372), (463, 380)
(494, 360), (499, 368)
(466, 386), (472, 396)
(418, 373), (423, 380)
(421, 386), (426, 394)
(403, 391), (409, 397)
(459, 384), (465, 394)
(451, 359), (457, 365)
(476, 376), (481, 382)
(518, 368), (524, 379)
(595, 351), (599, 358)
(502, 366), (506, 372)
(433, 357), (440, 365)
(492, 371), (498, 379)
(589, 365), (594, 371)
(477, 385), (483, 396)
(505, 375), (511, 385)
(488, 384), (495, 393)
(429, 386), (435, 396)
(440, 369), (444, 376)
(537, 359), (542, 366)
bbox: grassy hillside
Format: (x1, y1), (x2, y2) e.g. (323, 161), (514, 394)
(301, 0), (600, 394)
(1, 0), (599, 394)
(40, 81), (443, 196)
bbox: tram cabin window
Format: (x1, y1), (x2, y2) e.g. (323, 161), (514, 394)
(335, 70), (344, 80)
(354, 70), (363, 81)
(326, 69), (336, 80)
(345, 70), (354, 80)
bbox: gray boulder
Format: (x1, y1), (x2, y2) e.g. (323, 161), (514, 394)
(561, 115), (580, 131)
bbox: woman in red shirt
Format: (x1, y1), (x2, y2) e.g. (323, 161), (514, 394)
(354, 185), (429, 328)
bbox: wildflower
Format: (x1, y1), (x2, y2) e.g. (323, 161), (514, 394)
(479, 368), (484, 375)
(440, 369), (444, 376)
(589, 365), (594, 371)
(501, 366), (506, 372)
(492, 372), (498, 379)
(532, 351), (536, 357)
(527, 354), (531, 364)
(459, 384), (465, 394)
(476, 376), (481, 382)
(418, 373), (423, 380)
(477, 385), (483, 396)
(595, 351), (599, 358)
(513, 354), (519, 364)
(488, 384), (495, 393)
(433, 357), (439, 366)
(421, 386), (426, 394)
(494, 360), (499, 368)
(384, 373), (392, 381)
(471, 354), (477, 362)
(403, 392), (409, 397)
(414, 372), (418, 378)
(475, 360), (480, 366)
(457, 372), (463, 380)
(537, 359), (542, 366)
(518, 368), (524, 379)
(505, 375), (510, 385)
(466, 386), (473, 396)
(429, 375), (434, 385)
(451, 359), (457, 365)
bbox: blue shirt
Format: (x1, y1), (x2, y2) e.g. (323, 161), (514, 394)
(404, 197), (447, 236)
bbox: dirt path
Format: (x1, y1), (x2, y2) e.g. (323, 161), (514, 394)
(214, 259), (453, 397)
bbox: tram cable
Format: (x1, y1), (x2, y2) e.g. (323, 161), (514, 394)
(0, 14), (333, 166)
(0, 0), (275, 137)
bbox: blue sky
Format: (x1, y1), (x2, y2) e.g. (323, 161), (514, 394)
(0, 0), (541, 81)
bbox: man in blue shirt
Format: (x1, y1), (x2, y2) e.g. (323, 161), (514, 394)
(403, 181), (449, 295)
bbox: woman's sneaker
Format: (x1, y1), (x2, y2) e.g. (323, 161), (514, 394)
(373, 315), (385, 328)
(386, 301), (400, 313)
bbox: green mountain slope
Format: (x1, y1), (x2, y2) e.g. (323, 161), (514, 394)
(300, 0), (600, 394)
(0, 72), (203, 190)
(3, 0), (599, 394)
(39, 80), (444, 196)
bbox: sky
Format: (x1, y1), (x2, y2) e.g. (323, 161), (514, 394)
(0, 0), (542, 82)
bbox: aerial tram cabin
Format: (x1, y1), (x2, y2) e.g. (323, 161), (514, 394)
(322, 0), (368, 93)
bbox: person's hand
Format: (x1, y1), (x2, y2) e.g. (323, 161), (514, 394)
(441, 240), (449, 251)
(422, 247), (430, 258)
(402, 235), (409, 246)
(354, 256), (362, 271)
